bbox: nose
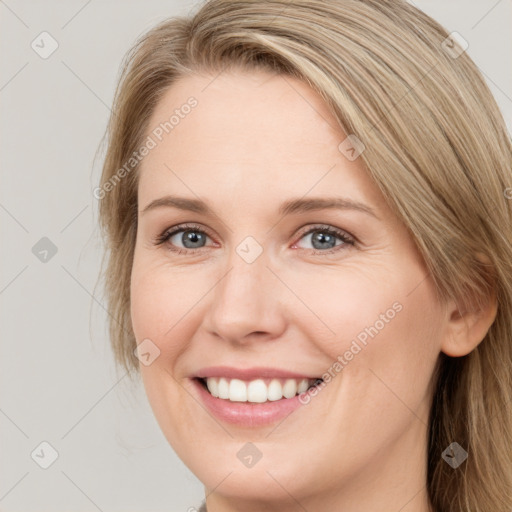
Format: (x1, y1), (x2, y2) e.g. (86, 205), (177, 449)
(202, 248), (287, 345)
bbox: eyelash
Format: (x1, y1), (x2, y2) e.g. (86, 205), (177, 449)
(153, 222), (356, 256)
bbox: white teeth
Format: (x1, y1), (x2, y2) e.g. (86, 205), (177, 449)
(229, 379), (247, 402)
(247, 379), (267, 403)
(267, 379), (283, 401)
(204, 377), (320, 403)
(218, 378), (229, 399)
(297, 379), (309, 394)
(207, 377), (219, 397)
(282, 379), (297, 398)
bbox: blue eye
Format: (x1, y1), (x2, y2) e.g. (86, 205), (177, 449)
(154, 223), (212, 254)
(168, 228), (208, 249)
(295, 225), (355, 253)
(154, 223), (355, 256)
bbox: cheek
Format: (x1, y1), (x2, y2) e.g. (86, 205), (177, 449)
(130, 259), (211, 366)
(279, 262), (416, 359)
(300, 260), (442, 414)
(129, 261), (206, 438)
(324, 276), (442, 425)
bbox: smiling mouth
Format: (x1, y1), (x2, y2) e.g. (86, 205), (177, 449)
(196, 376), (324, 403)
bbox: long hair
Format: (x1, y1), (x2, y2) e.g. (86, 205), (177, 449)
(96, 1), (512, 510)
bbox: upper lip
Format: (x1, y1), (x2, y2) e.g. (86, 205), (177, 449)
(193, 366), (322, 381)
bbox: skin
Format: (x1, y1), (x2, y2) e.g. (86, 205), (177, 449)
(130, 69), (497, 512)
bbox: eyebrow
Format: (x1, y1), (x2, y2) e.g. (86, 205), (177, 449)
(141, 195), (379, 219)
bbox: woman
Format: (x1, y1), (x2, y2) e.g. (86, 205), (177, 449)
(96, 1), (512, 510)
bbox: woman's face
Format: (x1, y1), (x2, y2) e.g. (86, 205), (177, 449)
(130, 69), (446, 509)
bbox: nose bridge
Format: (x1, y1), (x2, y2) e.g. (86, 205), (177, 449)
(205, 239), (285, 342)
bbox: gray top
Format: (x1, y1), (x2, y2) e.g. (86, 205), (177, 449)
(197, 501), (207, 512)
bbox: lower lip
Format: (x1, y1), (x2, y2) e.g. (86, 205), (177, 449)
(191, 378), (319, 427)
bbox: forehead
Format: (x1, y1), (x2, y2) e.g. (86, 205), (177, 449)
(143, 70), (342, 160)
(137, 70), (383, 213)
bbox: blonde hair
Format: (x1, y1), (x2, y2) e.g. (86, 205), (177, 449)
(96, 0), (512, 509)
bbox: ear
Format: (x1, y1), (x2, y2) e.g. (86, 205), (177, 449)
(441, 253), (498, 357)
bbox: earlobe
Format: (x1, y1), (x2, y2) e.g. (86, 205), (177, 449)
(441, 270), (498, 358)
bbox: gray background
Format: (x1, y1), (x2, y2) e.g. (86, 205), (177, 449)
(1, 1), (511, 511)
